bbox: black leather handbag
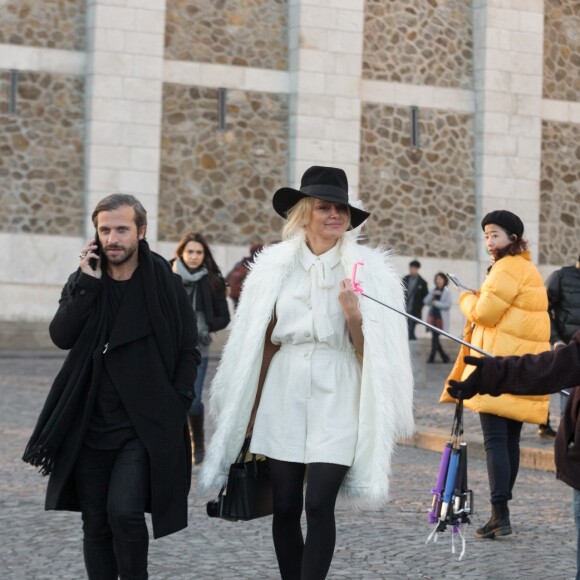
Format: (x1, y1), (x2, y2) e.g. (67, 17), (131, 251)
(206, 438), (273, 522)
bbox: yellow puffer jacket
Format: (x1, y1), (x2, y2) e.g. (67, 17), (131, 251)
(440, 251), (551, 424)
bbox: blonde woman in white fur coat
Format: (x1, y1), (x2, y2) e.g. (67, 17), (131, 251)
(200, 166), (414, 580)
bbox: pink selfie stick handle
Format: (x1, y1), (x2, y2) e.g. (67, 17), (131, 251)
(351, 261), (364, 294)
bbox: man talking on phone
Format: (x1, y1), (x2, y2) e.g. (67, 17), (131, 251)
(23, 194), (200, 579)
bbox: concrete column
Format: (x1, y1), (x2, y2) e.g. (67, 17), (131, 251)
(472, 0), (544, 275)
(287, 0), (365, 197)
(84, 0), (166, 240)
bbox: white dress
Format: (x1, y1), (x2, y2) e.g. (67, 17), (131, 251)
(250, 241), (362, 466)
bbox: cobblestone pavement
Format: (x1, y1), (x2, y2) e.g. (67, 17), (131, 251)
(0, 347), (576, 579)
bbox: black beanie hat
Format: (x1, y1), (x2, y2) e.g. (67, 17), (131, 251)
(481, 210), (524, 238)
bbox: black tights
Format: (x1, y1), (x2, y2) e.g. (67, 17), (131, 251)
(269, 459), (349, 580)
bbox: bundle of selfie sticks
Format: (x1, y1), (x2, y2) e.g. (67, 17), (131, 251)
(351, 261), (487, 561)
(425, 399), (473, 560)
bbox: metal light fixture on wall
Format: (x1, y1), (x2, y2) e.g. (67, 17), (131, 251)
(217, 87), (227, 131)
(9, 69), (18, 116)
(410, 105), (420, 149)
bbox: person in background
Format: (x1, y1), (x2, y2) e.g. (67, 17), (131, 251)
(226, 242), (264, 309)
(424, 272), (451, 363)
(23, 194), (199, 579)
(538, 254), (580, 438)
(441, 209), (550, 540)
(173, 232), (230, 465)
(200, 166), (414, 580)
(402, 259), (428, 340)
(446, 330), (580, 579)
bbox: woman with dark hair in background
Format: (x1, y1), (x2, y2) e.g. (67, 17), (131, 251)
(424, 272), (451, 363)
(173, 232), (230, 464)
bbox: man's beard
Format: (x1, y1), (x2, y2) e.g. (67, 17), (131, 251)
(105, 241), (138, 265)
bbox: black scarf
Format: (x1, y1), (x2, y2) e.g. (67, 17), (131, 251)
(22, 240), (182, 475)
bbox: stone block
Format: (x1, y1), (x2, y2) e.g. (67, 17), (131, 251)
(86, 167), (119, 191)
(334, 97), (361, 121)
(335, 9), (364, 33)
(296, 71), (325, 95)
(300, 27), (327, 51)
(130, 147), (161, 173)
(332, 140), (360, 164)
(121, 123), (161, 148)
(323, 118), (360, 142)
(119, 170), (159, 195)
(300, 5), (338, 30)
(131, 101), (163, 126)
(292, 115), (326, 139)
(125, 31), (164, 57)
(88, 97), (134, 122)
(91, 51), (134, 76)
(516, 94), (542, 117)
(199, 63), (245, 89)
(324, 74), (359, 98)
(295, 138), (335, 163)
(326, 30), (363, 55)
(517, 136), (541, 159)
(298, 49), (335, 73)
(122, 77), (162, 102)
(135, 8), (166, 34)
(95, 6), (136, 31)
(88, 74), (124, 99)
(88, 144), (130, 169)
(91, 28), (126, 52)
(243, 68), (289, 93)
(132, 55), (164, 80)
(541, 99), (570, 123)
(89, 121), (123, 145)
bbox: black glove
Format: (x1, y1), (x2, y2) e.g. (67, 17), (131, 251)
(446, 356), (485, 400)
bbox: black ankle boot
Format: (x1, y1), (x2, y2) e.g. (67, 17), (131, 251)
(191, 413), (205, 465)
(476, 501), (512, 539)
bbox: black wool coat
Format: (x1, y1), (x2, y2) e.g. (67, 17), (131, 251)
(402, 274), (429, 317)
(45, 262), (199, 539)
(478, 330), (580, 489)
(192, 273), (230, 332)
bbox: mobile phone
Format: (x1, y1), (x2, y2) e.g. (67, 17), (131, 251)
(89, 230), (101, 270)
(447, 273), (474, 292)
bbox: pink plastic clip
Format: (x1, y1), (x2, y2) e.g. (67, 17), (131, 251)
(351, 261), (364, 294)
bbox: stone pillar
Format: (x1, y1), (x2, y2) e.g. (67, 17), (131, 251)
(287, 0), (364, 196)
(84, 0), (166, 240)
(472, 0), (544, 275)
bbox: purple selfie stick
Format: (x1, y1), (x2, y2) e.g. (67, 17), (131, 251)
(429, 442), (452, 523)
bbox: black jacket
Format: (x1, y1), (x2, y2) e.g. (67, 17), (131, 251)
(45, 258), (199, 539)
(402, 274), (428, 317)
(193, 273), (230, 332)
(478, 331), (580, 490)
(546, 266), (580, 344)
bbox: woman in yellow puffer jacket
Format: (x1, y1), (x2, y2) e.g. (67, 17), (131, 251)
(442, 210), (550, 541)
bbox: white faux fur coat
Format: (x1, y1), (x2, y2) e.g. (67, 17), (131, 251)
(199, 232), (414, 508)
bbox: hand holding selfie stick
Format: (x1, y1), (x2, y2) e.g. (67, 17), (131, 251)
(351, 261), (493, 358)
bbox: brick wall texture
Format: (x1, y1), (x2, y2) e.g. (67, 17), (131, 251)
(158, 84), (288, 245)
(0, 70), (85, 235)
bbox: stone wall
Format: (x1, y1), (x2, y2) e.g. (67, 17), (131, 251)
(363, 0), (473, 89)
(0, 0), (85, 51)
(0, 70), (85, 235)
(539, 120), (580, 266)
(544, 0), (580, 102)
(158, 84), (288, 245)
(359, 103), (475, 260)
(164, 0), (288, 70)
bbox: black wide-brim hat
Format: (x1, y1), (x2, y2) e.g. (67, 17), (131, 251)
(272, 166), (371, 229)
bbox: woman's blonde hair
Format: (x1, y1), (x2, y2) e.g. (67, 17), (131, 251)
(282, 197), (316, 240)
(281, 197), (351, 240)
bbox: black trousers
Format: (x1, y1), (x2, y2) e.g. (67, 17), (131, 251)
(479, 412), (523, 503)
(269, 459), (349, 580)
(72, 438), (150, 580)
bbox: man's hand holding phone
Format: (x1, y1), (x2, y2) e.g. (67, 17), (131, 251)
(79, 237), (102, 279)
